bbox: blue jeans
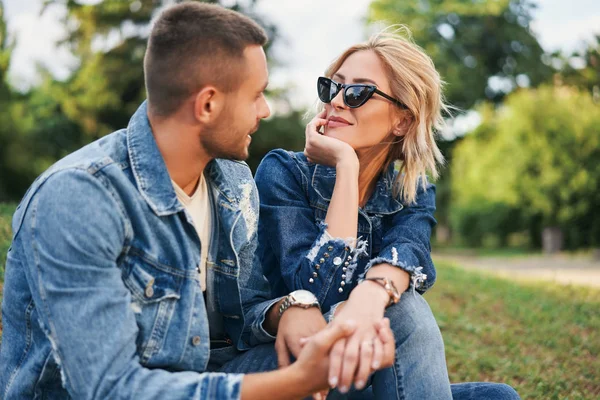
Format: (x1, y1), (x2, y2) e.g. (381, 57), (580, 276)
(209, 292), (520, 400)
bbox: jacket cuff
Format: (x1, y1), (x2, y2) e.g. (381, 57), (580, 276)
(324, 300), (346, 323)
(252, 296), (286, 343)
(363, 251), (429, 293)
(197, 372), (244, 400)
(305, 222), (368, 301)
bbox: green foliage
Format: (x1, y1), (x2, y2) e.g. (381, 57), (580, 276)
(0, 203), (16, 281)
(247, 110), (306, 173)
(429, 261), (600, 400)
(451, 86), (600, 248)
(368, 0), (553, 110)
(0, 0), (302, 201)
(553, 35), (600, 100)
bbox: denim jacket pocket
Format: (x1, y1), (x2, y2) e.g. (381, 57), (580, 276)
(121, 255), (184, 364)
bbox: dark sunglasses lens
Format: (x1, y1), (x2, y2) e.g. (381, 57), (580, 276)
(317, 78), (337, 103)
(344, 85), (372, 107)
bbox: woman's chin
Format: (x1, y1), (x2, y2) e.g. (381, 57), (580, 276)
(324, 128), (352, 142)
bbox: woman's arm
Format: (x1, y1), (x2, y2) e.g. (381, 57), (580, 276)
(303, 109), (360, 241)
(256, 150), (355, 308)
(363, 181), (437, 293)
(326, 181), (437, 392)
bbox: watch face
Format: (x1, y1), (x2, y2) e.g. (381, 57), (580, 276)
(292, 290), (317, 305)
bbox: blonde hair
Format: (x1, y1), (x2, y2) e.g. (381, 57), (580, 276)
(321, 26), (447, 205)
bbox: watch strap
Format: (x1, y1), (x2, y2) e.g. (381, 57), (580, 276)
(359, 277), (401, 307)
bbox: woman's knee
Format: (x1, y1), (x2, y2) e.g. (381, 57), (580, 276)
(384, 292), (444, 350)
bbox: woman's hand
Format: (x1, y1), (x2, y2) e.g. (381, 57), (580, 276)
(327, 281), (393, 392)
(298, 314), (396, 393)
(290, 320), (358, 394)
(304, 110), (358, 168)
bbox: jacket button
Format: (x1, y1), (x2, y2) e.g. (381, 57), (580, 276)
(144, 286), (154, 298)
(333, 257), (342, 266)
(192, 336), (201, 346)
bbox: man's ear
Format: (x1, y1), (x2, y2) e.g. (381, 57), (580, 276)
(193, 86), (224, 124)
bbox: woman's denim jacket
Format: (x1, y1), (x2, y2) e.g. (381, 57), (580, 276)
(255, 149), (436, 313)
(0, 102), (277, 399)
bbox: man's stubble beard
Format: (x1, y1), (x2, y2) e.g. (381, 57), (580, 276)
(200, 115), (255, 162)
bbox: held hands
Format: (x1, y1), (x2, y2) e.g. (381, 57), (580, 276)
(290, 319), (358, 395)
(276, 307), (327, 368)
(326, 282), (394, 393)
(304, 110), (358, 168)
(296, 316), (396, 395)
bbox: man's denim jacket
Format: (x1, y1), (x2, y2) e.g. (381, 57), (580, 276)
(0, 102), (278, 399)
(255, 149), (436, 313)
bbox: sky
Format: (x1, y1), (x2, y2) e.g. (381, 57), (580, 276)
(4, 0), (600, 110)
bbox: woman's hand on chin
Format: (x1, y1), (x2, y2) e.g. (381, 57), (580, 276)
(304, 110), (358, 168)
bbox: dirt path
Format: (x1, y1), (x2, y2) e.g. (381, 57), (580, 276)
(432, 252), (600, 289)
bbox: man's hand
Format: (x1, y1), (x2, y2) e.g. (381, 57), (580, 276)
(276, 306), (327, 368)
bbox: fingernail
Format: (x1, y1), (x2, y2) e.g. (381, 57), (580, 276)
(356, 380), (365, 390)
(339, 386), (349, 394)
(372, 360), (380, 369)
(329, 376), (338, 388)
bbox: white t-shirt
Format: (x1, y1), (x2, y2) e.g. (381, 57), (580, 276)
(172, 175), (211, 291)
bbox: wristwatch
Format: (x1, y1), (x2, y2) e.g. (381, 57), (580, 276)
(278, 290), (320, 317)
(359, 277), (401, 307)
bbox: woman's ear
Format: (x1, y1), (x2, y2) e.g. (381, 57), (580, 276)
(392, 114), (412, 136)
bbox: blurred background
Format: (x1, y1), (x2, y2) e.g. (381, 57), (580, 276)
(0, 0), (598, 398)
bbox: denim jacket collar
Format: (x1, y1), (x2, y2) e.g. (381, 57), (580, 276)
(127, 101), (183, 217)
(311, 160), (404, 215)
(127, 102), (245, 217)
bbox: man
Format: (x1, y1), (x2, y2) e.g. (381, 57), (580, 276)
(0, 3), (394, 399)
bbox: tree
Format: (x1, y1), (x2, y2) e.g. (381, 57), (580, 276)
(450, 86), (600, 251)
(368, 0), (553, 110)
(0, 0), (305, 200)
(552, 35), (600, 101)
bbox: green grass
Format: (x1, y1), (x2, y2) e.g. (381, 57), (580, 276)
(0, 203), (598, 398)
(428, 261), (600, 400)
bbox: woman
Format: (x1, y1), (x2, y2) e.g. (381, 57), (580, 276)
(255, 29), (519, 399)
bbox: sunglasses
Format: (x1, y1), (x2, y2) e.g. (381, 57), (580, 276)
(317, 76), (407, 109)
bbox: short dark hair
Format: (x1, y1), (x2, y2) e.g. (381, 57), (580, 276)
(144, 2), (268, 116)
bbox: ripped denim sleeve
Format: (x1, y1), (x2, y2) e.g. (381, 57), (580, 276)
(362, 246), (430, 294)
(301, 221), (368, 311)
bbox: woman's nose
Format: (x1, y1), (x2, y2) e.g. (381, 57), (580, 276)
(330, 89), (347, 110)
